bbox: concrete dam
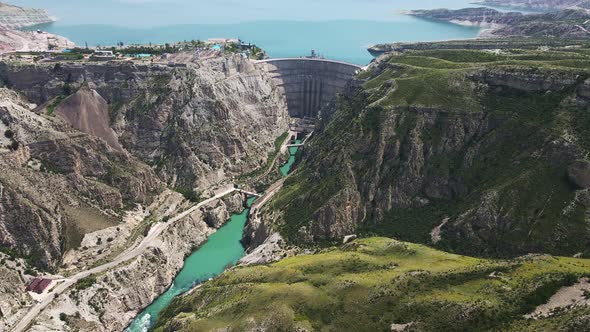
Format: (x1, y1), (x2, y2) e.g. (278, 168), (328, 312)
(256, 58), (363, 118)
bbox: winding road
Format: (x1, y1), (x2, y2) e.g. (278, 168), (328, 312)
(12, 186), (241, 332)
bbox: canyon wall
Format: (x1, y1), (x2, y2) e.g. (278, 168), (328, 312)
(0, 54), (289, 330)
(261, 46), (590, 258)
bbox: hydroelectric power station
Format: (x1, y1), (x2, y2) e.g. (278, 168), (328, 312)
(256, 57), (363, 119)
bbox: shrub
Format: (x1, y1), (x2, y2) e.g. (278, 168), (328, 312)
(8, 140), (19, 151)
(4, 129), (14, 139)
(176, 188), (201, 203)
(75, 276), (97, 290)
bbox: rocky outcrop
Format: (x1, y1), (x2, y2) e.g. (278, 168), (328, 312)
(0, 88), (160, 270)
(0, 2), (53, 30)
(0, 30), (74, 54)
(0, 55), (290, 191)
(0, 260), (31, 331)
(468, 67), (581, 91)
(409, 7), (523, 28)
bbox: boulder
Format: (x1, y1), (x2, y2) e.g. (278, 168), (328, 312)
(343, 234), (357, 244)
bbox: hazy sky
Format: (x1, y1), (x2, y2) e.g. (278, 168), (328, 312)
(10, 0), (481, 26)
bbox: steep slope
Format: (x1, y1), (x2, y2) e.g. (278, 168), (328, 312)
(156, 237), (590, 331)
(473, 0), (590, 10)
(257, 44), (590, 259)
(0, 54), (289, 331)
(55, 85), (123, 152)
(0, 88), (160, 270)
(0, 56), (289, 191)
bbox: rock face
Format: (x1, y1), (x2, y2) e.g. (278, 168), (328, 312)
(0, 54), (288, 331)
(264, 44), (590, 258)
(0, 56), (289, 191)
(31, 192), (244, 332)
(0, 30), (74, 54)
(0, 2), (53, 30)
(0, 88), (160, 270)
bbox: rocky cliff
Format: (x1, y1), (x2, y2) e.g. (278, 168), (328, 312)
(29, 192), (244, 332)
(0, 54), (289, 331)
(0, 2), (53, 30)
(0, 56), (289, 191)
(262, 43), (590, 259)
(0, 88), (160, 270)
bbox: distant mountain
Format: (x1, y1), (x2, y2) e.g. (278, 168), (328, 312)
(408, 7), (590, 39)
(0, 2), (54, 30)
(473, 0), (590, 10)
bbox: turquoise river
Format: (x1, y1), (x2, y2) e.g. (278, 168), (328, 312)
(127, 145), (300, 331)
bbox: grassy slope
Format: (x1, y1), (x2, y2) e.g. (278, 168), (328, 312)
(267, 46), (590, 257)
(155, 237), (590, 331)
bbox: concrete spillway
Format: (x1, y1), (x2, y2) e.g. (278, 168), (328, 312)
(256, 58), (362, 118)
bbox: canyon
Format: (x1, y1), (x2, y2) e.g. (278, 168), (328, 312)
(0, 54), (290, 331)
(2, 1), (590, 332)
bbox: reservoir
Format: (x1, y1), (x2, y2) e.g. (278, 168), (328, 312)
(12, 0), (484, 64)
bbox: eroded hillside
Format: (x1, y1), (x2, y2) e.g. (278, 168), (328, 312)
(0, 54), (289, 331)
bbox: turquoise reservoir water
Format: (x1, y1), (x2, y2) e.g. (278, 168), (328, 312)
(25, 19), (479, 65)
(13, 0), (484, 64)
(126, 196), (256, 332)
(280, 139), (302, 176)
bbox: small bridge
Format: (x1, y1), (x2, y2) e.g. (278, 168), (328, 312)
(256, 58), (363, 119)
(236, 189), (261, 197)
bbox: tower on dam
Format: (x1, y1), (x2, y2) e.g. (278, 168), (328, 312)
(256, 57), (362, 119)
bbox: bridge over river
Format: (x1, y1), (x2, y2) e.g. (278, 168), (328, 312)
(256, 58), (363, 119)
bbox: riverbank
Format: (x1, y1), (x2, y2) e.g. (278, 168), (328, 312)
(128, 130), (306, 331)
(126, 197), (257, 332)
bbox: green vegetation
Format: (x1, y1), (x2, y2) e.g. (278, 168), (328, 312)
(237, 131), (289, 187)
(155, 238), (590, 331)
(175, 187), (201, 203)
(46, 95), (66, 116)
(75, 276), (97, 290)
(263, 44), (590, 258)
(39, 159), (66, 174)
(116, 44), (179, 55)
(4, 129), (14, 139)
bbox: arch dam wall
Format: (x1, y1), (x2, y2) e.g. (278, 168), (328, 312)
(256, 58), (363, 118)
